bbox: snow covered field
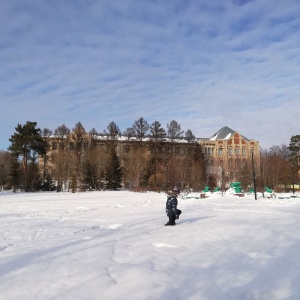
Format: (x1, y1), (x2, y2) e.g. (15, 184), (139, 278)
(1, 191), (300, 300)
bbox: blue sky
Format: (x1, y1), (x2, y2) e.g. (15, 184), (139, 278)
(1, 0), (300, 150)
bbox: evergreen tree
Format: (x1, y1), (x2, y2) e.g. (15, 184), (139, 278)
(8, 121), (48, 192)
(141, 157), (156, 187)
(71, 174), (77, 193)
(105, 148), (123, 190)
(27, 156), (43, 191)
(8, 156), (21, 192)
(0, 163), (6, 191)
(81, 160), (99, 190)
(0, 151), (11, 191)
(288, 135), (300, 163)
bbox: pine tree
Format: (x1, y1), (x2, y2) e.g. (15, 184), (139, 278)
(105, 147), (123, 190)
(71, 174), (77, 193)
(8, 156), (21, 192)
(141, 157), (156, 187)
(288, 135), (300, 164)
(8, 121), (48, 192)
(27, 154), (43, 191)
(81, 160), (99, 190)
(0, 151), (11, 191)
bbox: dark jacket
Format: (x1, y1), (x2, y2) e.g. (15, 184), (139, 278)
(166, 196), (178, 216)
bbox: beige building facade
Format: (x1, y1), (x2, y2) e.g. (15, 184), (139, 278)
(199, 126), (260, 188)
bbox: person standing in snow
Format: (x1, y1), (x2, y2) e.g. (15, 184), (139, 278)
(165, 188), (181, 226)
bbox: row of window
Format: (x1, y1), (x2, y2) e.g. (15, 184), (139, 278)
(52, 142), (193, 155)
(125, 157), (193, 168)
(164, 170), (189, 180)
(204, 147), (247, 156)
(149, 147), (192, 155)
(206, 158), (247, 168)
(52, 142), (90, 151)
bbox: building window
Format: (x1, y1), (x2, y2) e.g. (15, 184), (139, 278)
(229, 148), (233, 155)
(235, 148), (240, 155)
(234, 134), (240, 145)
(208, 148), (211, 155)
(219, 148), (223, 155)
(242, 148), (246, 156)
(165, 147), (171, 153)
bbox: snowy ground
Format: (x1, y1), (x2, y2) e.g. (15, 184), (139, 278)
(1, 191), (300, 300)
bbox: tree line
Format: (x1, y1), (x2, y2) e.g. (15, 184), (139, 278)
(258, 142), (300, 192)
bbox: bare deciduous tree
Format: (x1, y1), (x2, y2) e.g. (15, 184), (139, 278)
(132, 117), (149, 141)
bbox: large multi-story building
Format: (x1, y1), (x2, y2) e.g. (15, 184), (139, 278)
(199, 126), (260, 188)
(43, 125), (260, 191)
(44, 134), (206, 191)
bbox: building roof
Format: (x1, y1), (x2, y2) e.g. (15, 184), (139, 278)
(209, 126), (250, 141)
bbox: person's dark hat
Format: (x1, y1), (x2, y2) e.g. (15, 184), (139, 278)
(172, 187), (180, 194)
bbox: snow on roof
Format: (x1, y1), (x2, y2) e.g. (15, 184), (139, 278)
(209, 126), (249, 141)
(224, 133), (232, 140)
(209, 132), (218, 141)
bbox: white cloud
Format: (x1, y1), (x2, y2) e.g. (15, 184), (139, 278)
(1, 0), (300, 149)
